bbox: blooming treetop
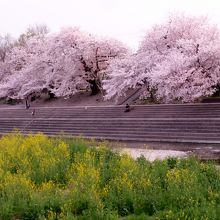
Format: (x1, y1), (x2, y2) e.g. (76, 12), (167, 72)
(104, 14), (220, 103)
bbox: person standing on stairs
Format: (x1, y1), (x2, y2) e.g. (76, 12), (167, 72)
(25, 98), (30, 109)
(124, 104), (131, 112)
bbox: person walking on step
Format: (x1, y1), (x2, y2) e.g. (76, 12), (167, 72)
(124, 104), (131, 112)
(31, 109), (35, 117)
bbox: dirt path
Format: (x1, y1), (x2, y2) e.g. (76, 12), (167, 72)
(108, 140), (220, 162)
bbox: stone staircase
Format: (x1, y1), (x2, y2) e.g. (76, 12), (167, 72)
(0, 103), (220, 143)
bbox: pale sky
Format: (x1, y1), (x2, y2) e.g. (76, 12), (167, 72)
(0, 0), (220, 49)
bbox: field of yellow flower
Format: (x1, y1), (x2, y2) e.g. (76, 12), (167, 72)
(0, 132), (219, 220)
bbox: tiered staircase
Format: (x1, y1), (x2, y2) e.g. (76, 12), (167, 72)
(0, 103), (220, 143)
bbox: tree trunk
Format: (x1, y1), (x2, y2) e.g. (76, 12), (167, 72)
(48, 91), (55, 99)
(89, 79), (100, 95)
(213, 84), (220, 97)
(48, 85), (55, 99)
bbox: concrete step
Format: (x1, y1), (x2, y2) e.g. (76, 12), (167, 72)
(1, 126), (220, 137)
(8, 113), (214, 117)
(2, 122), (220, 130)
(1, 130), (220, 144)
(1, 127), (220, 135)
(2, 119), (220, 126)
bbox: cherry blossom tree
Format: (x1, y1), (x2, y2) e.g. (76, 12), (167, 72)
(0, 27), (128, 100)
(104, 14), (220, 103)
(0, 34), (15, 62)
(17, 24), (49, 46)
(0, 34), (17, 100)
(0, 30), (48, 99)
(44, 28), (128, 97)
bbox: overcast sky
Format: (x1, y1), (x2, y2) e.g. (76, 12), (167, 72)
(0, 0), (220, 49)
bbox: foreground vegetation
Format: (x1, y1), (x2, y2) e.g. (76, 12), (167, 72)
(0, 133), (219, 220)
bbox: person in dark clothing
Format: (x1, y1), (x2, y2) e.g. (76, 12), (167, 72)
(25, 98), (30, 109)
(124, 104), (131, 112)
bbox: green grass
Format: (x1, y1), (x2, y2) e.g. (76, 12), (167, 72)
(0, 132), (219, 220)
